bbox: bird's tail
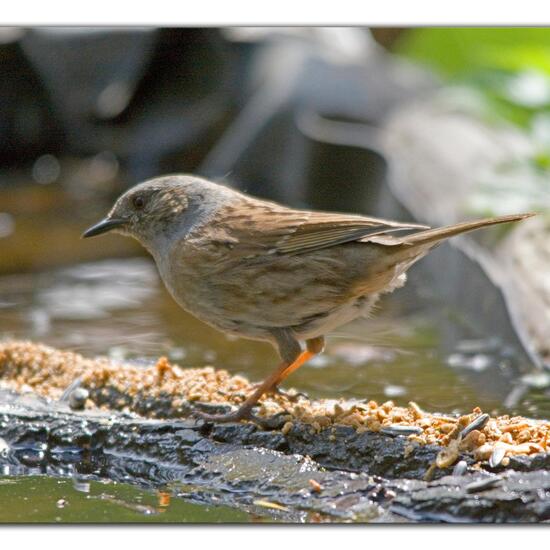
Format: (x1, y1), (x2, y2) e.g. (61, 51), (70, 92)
(370, 212), (534, 275)
(399, 212), (534, 248)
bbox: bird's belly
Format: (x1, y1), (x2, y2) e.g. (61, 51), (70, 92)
(156, 258), (275, 341)
(292, 293), (379, 340)
(155, 245), (393, 343)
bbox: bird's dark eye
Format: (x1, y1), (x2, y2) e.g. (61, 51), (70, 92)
(132, 195), (145, 210)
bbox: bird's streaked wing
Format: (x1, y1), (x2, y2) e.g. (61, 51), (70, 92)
(219, 200), (429, 258)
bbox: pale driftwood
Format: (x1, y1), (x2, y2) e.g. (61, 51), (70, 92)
(382, 98), (550, 369)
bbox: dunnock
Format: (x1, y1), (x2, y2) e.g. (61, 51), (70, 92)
(83, 175), (532, 423)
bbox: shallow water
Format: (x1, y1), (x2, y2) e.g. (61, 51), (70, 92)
(0, 475), (257, 523)
(1, 256), (547, 419)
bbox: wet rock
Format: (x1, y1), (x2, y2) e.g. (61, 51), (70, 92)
(246, 431), (288, 452)
(1, 388), (550, 522)
(283, 423), (447, 479)
(391, 471), (550, 523)
(0, 392), (550, 522)
(210, 423), (258, 444)
(174, 428), (203, 446)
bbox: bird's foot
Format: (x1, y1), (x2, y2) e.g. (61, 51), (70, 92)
(272, 387), (309, 402)
(251, 383), (308, 403)
(194, 406), (286, 430)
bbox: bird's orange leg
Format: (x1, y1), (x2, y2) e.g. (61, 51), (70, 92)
(196, 337), (324, 425)
(196, 360), (293, 424)
(272, 350), (314, 386)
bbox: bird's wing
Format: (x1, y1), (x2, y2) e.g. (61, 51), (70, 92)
(219, 200), (430, 258)
(275, 211), (428, 255)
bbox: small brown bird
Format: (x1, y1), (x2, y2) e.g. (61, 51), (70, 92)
(83, 174), (532, 423)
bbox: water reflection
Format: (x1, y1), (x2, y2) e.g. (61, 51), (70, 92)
(0, 257), (548, 419)
(0, 475), (253, 523)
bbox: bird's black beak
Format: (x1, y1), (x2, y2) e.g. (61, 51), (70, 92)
(82, 217), (127, 238)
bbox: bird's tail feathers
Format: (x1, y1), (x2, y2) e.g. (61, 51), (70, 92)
(399, 212), (534, 248)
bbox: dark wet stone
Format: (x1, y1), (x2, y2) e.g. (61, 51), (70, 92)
(246, 431), (287, 452)
(50, 421), (93, 447)
(209, 423), (257, 444)
(391, 471), (550, 523)
(14, 449), (46, 467)
(6, 424), (50, 451)
(284, 423), (444, 479)
(174, 428), (203, 446)
(507, 452), (550, 471)
(191, 438), (218, 454)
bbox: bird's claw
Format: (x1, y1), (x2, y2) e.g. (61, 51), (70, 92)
(275, 388), (309, 402)
(251, 384), (308, 403)
(192, 407), (286, 430)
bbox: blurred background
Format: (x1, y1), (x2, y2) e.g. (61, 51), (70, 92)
(1, 27), (550, 419)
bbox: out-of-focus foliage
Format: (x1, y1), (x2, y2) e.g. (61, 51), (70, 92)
(394, 28), (550, 217)
(394, 28), (550, 129)
(394, 28), (550, 77)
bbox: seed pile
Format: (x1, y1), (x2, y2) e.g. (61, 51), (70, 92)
(1, 340), (549, 466)
(0, 341), (252, 407)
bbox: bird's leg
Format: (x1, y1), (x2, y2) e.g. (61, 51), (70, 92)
(253, 338), (323, 401)
(196, 333), (325, 425)
(195, 334), (323, 426)
(260, 337), (324, 402)
(274, 336), (324, 386)
(195, 359), (295, 424)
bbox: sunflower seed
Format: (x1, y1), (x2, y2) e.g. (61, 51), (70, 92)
(489, 445), (506, 468)
(381, 425), (423, 436)
(460, 413), (490, 439)
(59, 377), (83, 402)
(452, 460), (468, 476)
(465, 476), (501, 493)
(69, 388), (89, 410)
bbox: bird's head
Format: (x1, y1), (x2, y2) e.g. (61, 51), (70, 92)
(82, 175), (232, 250)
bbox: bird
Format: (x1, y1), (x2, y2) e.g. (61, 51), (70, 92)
(82, 174), (533, 424)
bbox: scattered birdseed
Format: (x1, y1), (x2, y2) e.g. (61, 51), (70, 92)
(309, 479), (323, 493)
(252, 499), (289, 511)
(1, 340), (549, 466)
(281, 421), (294, 435)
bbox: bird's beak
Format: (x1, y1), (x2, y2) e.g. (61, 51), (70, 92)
(81, 217), (127, 238)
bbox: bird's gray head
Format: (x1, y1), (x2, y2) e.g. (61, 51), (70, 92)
(82, 174), (233, 251)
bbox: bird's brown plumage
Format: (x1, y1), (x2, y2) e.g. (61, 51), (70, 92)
(189, 195), (429, 264)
